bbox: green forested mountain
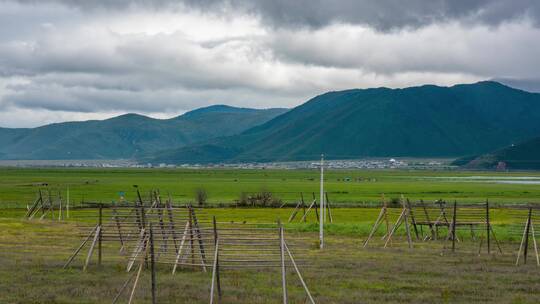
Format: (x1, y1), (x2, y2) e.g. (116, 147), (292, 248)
(0, 105), (287, 160)
(147, 81), (540, 164)
(455, 137), (540, 170)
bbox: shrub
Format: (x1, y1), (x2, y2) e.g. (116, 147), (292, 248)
(195, 187), (207, 207)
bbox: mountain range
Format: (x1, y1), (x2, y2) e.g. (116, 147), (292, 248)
(454, 136), (540, 170)
(0, 105), (287, 160)
(2, 81), (540, 167)
(146, 81), (540, 164)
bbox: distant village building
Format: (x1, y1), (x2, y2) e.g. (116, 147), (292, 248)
(496, 161), (507, 171)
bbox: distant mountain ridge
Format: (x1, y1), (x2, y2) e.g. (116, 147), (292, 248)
(454, 137), (540, 170)
(146, 81), (540, 164)
(0, 105), (287, 160)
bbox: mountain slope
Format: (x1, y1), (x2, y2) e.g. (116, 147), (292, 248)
(147, 81), (540, 163)
(0, 106), (287, 160)
(455, 137), (540, 170)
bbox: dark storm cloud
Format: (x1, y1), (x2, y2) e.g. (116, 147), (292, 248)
(14, 0), (540, 30)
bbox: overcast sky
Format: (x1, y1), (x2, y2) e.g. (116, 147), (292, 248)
(1, 0), (540, 127)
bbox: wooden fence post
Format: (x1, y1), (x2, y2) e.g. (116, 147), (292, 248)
(486, 200), (491, 254)
(452, 201), (457, 252)
(98, 204), (103, 266)
(150, 223), (157, 304)
(279, 220), (288, 304)
(524, 207), (532, 264)
(213, 216), (221, 301)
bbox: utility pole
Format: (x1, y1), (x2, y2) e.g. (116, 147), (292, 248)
(319, 154), (325, 249)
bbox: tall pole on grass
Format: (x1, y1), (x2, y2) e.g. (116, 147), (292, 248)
(66, 186), (70, 219)
(319, 154), (325, 249)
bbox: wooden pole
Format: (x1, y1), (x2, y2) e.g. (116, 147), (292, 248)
(312, 193), (319, 222)
(403, 208), (413, 249)
(84, 226), (101, 271)
(191, 207), (208, 272)
(48, 189), (54, 220)
(384, 208), (406, 248)
(26, 196), (41, 219)
(284, 242), (316, 304)
(486, 200), (491, 254)
(112, 207), (125, 252)
(112, 271), (137, 304)
(363, 206), (385, 247)
(530, 218), (540, 266)
(421, 200), (436, 240)
(189, 205), (195, 267)
(325, 192), (333, 223)
(451, 201), (457, 252)
(58, 190), (63, 221)
(63, 224), (98, 268)
(516, 215), (529, 266)
(155, 192), (168, 253)
(524, 208), (532, 264)
(213, 216), (221, 300)
(127, 228), (146, 272)
(279, 220), (288, 304)
(288, 200), (302, 223)
(210, 238), (220, 304)
(66, 186), (70, 219)
(489, 225), (503, 254)
(128, 252), (146, 304)
(406, 198), (419, 240)
(300, 199), (318, 222)
(150, 224), (157, 304)
(301, 193), (306, 222)
(166, 195), (179, 253)
(98, 204), (103, 266)
(172, 222), (190, 274)
(383, 195), (390, 237)
(39, 189), (45, 216)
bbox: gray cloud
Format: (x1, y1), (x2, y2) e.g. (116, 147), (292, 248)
(1, 0), (539, 127)
(13, 0), (540, 30)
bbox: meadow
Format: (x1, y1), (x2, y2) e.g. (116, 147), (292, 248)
(1, 207), (540, 303)
(2, 168), (540, 303)
(2, 167), (540, 208)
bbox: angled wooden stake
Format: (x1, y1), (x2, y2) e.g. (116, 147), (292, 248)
(210, 217), (221, 304)
(63, 224), (98, 268)
(516, 213), (529, 265)
(530, 219), (540, 266)
(172, 222), (190, 274)
(112, 207), (125, 253)
(384, 208), (406, 248)
(127, 228), (147, 272)
(149, 224), (157, 304)
(84, 225), (101, 271)
(279, 220), (288, 304)
(190, 207), (207, 270)
(284, 242), (315, 304)
(166, 194), (179, 253)
(325, 192), (333, 223)
(300, 199), (318, 222)
(363, 206), (386, 248)
(288, 199), (303, 223)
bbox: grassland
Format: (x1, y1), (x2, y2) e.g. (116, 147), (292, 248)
(2, 168), (540, 303)
(1, 207), (539, 303)
(2, 167), (540, 208)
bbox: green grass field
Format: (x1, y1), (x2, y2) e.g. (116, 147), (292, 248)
(1, 207), (539, 303)
(2, 168), (540, 303)
(2, 167), (540, 207)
